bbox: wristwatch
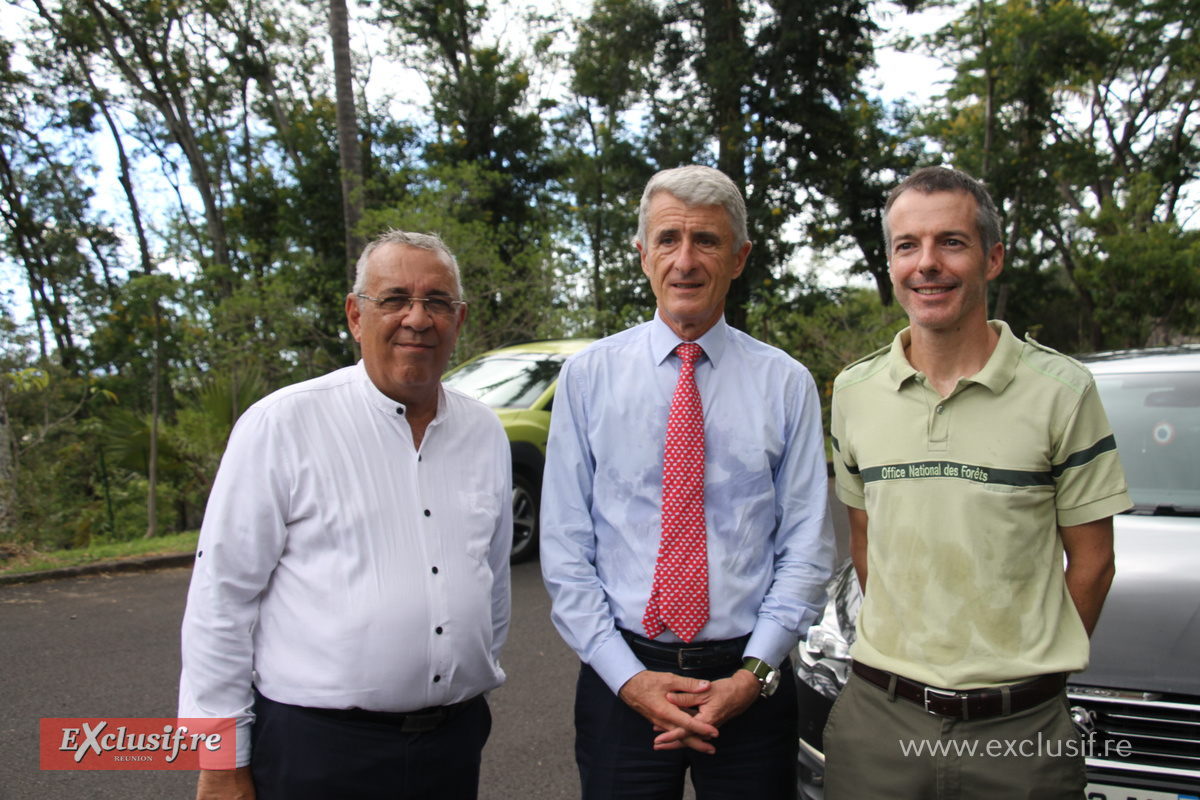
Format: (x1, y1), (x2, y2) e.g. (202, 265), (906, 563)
(741, 657), (780, 698)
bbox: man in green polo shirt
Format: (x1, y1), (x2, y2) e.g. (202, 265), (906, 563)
(824, 166), (1131, 798)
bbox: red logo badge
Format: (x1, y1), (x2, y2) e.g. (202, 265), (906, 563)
(40, 718), (236, 770)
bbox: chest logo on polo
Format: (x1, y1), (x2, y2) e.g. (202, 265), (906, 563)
(862, 460), (1053, 488)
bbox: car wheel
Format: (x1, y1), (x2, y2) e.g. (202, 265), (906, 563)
(510, 472), (540, 563)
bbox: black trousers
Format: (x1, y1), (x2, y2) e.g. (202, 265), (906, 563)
(574, 657), (799, 800)
(249, 690), (491, 800)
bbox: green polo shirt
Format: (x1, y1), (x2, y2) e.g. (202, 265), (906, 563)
(831, 321), (1131, 689)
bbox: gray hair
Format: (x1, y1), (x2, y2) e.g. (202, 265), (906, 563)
(636, 166), (749, 253)
(352, 230), (462, 298)
(882, 166), (1002, 256)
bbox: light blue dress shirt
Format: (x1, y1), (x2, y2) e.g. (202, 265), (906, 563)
(540, 313), (835, 694)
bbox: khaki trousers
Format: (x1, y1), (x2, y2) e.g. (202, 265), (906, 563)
(823, 673), (1086, 800)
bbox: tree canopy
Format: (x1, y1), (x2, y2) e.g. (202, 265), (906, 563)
(0, 0), (1196, 547)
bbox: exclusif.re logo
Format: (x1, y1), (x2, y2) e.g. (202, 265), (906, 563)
(40, 718), (236, 770)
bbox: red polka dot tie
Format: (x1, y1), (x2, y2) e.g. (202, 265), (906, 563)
(644, 342), (708, 643)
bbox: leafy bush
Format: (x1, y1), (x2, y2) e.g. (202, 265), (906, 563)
(748, 284), (908, 432)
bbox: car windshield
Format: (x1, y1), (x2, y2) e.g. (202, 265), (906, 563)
(443, 352), (567, 409)
(1094, 371), (1200, 514)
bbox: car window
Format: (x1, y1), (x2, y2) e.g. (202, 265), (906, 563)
(1093, 371), (1200, 514)
(443, 353), (566, 409)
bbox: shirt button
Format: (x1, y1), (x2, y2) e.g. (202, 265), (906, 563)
(396, 407), (404, 415)
(936, 405), (945, 415)
(433, 675), (441, 683)
(435, 627), (443, 635)
(424, 509), (431, 517)
(431, 566), (439, 575)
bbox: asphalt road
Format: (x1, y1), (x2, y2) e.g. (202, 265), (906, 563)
(0, 479), (848, 800)
(1, 567), (197, 799)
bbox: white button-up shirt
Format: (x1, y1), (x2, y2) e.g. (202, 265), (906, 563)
(179, 362), (511, 766)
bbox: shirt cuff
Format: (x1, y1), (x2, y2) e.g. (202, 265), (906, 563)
(745, 617), (805, 672)
(589, 633), (648, 695)
(232, 717), (252, 768)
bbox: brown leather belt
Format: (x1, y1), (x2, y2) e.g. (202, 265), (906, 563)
(851, 661), (1065, 720)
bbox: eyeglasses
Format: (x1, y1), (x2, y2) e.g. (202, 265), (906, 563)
(356, 293), (465, 319)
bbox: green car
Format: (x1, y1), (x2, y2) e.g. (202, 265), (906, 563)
(442, 339), (595, 562)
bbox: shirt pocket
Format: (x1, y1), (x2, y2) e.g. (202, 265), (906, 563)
(459, 491), (504, 566)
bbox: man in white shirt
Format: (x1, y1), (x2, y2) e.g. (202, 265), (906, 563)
(179, 230), (512, 800)
(541, 166), (835, 799)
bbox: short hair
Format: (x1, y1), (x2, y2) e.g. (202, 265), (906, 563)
(636, 166), (749, 253)
(352, 230), (462, 298)
(882, 166), (1002, 256)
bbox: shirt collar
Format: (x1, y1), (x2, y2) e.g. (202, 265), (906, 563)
(649, 311), (728, 368)
(969, 320), (1021, 394)
(354, 359), (447, 423)
(886, 327), (919, 391)
(885, 320), (1020, 395)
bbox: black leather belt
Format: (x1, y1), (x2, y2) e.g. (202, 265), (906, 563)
(852, 661), (1065, 720)
(301, 697), (475, 732)
(621, 629), (749, 671)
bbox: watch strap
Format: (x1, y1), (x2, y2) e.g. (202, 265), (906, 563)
(741, 657), (779, 698)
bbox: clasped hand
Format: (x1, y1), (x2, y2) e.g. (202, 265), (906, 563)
(617, 668), (761, 754)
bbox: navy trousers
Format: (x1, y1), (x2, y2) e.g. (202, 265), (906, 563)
(249, 690), (491, 800)
(574, 658), (799, 800)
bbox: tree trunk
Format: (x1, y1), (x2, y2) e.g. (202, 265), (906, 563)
(871, 267), (895, 307)
(145, 303), (160, 539)
(56, 0), (233, 275)
(977, 0), (994, 179)
(700, 0), (751, 331)
(330, 0), (366, 289)
(0, 396), (14, 537)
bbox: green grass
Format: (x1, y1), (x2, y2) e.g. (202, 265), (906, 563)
(0, 531), (198, 576)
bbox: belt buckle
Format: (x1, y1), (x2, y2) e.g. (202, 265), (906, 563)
(923, 685), (961, 716)
(677, 646), (706, 670)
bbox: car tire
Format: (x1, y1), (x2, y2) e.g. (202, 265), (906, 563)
(510, 471), (540, 563)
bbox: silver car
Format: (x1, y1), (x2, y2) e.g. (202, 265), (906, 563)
(796, 345), (1200, 799)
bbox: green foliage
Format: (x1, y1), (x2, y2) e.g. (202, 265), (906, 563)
(191, 367), (269, 431)
(747, 283), (908, 430)
(91, 365), (267, 544)
(804, 96), (925, 306)
(0, 344), (112, 544)
(1076, 189), (1200, 348)
(361, 162), (559, 358)
(0, 0), (1197, 556)
(922, 0), (1200, 351)
(377, 0), (558, 349)
(554, 0), (660, 337)
(646, 0), (888, 328)
(569, 0), (661, 108)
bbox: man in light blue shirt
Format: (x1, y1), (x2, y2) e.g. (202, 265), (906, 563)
(541, 166), (835, 800)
